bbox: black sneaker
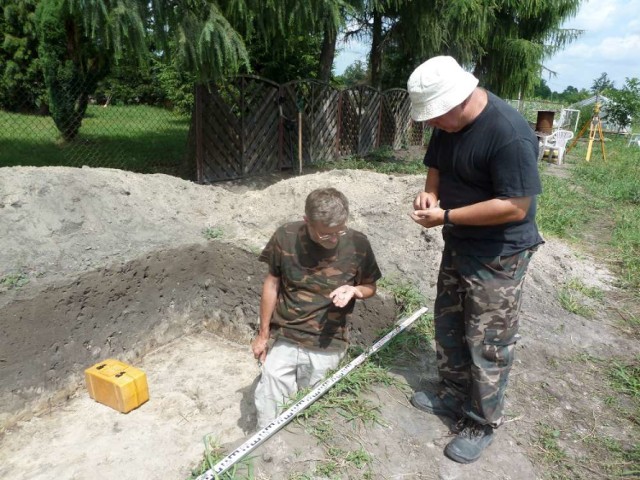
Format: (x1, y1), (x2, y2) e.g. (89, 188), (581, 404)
(444, 418), (494, 464)
(410, 390), (463, 419)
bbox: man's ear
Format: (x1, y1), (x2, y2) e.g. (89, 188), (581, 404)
(303, 216), (309, 224)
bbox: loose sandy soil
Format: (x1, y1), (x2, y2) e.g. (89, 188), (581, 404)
(0, 165), (637, 479)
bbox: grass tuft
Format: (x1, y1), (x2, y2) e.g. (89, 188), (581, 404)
(557, 277), (604, 318)
(314, 146), (425, 175)
(188, 434), (254, 480)
(202, 227), (224, 240)
(0, 272), (30, 290)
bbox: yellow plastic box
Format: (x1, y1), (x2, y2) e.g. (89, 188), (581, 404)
(85, 359), (149, 413)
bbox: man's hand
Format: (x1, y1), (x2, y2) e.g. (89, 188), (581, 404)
(409, 207), (445, 229)
(251, 335), (269, 364)
(330, 285), (362, 308)
(413, 191), (438, 210)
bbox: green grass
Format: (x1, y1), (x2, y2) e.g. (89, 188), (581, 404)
(583, 437), (640, 478)
(0, 105), (190, 174)
(0, 272), (30, 290)
(557, 277), (605, 318)
(608, 356), (640, 400)
(202, 226), (224, 240)
(187, 434), (254, 480)
(314, 146), (425, 175)
(534, 423), (567, 464)
(378, 276), (429, 317)
(540, 135), (640, 291)
(536, 173), (599, 238)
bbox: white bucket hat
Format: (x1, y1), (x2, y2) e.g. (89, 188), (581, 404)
(407, 56), (479, 122)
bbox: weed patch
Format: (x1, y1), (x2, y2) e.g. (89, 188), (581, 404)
(0, 272), (30, 290)
(202, 227), (224, 240)
(315, 147), (425, 175)
(188, 434), (254, 480)
(557, 277), (604, 318)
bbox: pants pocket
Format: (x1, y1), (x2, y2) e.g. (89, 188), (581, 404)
(482, 328), (520, 368)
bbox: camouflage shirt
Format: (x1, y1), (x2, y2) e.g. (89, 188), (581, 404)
(259, 221), (382, 352)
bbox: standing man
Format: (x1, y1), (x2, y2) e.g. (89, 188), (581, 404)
(406, 56), (544, 464)
(251, 187), (381, 429)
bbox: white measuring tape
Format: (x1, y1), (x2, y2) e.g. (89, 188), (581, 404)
(195, 306), (428, 479)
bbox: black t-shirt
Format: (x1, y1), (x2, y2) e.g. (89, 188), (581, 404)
(424, 91), (544, 256)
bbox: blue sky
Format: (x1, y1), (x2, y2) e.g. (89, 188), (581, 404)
(334, 0), (640, 94)
(545, 0), (640, 93)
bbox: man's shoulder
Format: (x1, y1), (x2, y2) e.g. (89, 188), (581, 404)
(274, 221), (304, 237)
(487, 92), (529, 127)
(344, 229), (377, 258)
(348, 228), (371, 244)
(484, 92), (536, 143)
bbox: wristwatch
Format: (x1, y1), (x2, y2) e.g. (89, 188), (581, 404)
(444, 209), (454, 226)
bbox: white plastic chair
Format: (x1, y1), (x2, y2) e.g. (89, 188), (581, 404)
(540, 129), (574, 165)
(627, 133), (640, 147)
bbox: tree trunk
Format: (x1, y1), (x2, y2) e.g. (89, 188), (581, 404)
(318, 26), (337, 82)
(370, 10), (383, 90)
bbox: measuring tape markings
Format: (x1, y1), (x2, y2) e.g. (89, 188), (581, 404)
(196, 306), (428, 480)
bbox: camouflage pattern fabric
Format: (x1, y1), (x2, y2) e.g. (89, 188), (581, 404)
(434, 247), (536, 428)
(259, 221), (381, 352)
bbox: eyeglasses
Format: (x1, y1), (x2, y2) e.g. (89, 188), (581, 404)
(314, 228), (348, 241)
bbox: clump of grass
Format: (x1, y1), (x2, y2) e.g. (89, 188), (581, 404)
(534, 423), (567, 465)
(608, 356), (640, 399)
(315, 149), (425, 175)
(583, 435), (640, 478)
(557, 277), (604, 318)
(371, 276), (433, 363)
(202, 226), (224, 240)
(188, 434), (254, 479)
(378, 276), (428, 317)
(344, 447), (373, 469)
(0, 272), (30, 290)
(296, 360), (394, 429)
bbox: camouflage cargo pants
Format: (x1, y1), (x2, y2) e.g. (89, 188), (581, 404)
(434, 247), (536, 428)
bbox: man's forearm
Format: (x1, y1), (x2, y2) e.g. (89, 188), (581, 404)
(258, 274), (279, 339)
(447, 197), (532, 226)
(355, 283), (376, 300)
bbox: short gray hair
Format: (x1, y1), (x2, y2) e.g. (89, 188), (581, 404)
(305, 188), (349, 226)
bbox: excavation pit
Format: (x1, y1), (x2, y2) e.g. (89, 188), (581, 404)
(0, 242), (396, 478)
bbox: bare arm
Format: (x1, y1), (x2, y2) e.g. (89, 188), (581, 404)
(410, 196), (532, 229)
(251, 273), (279, 362)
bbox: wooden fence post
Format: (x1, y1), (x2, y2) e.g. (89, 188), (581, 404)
(195, 84), (204, 184)
(376, 89), (383, 148)
(336, 91), (343, 158)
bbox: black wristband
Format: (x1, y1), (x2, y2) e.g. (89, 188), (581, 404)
(444, 209), (453, 226)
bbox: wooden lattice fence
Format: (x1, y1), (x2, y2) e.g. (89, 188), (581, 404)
(192, 76), (425, 182)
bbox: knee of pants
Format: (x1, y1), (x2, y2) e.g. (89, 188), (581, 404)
(259, 365), (295, 396)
